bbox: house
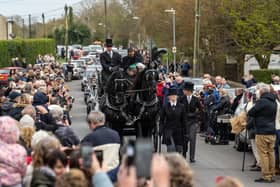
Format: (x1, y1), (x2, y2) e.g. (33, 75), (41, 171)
(0, 15), (7, 40)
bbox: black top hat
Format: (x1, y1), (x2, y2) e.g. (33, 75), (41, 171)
(105, 38), (113, 47)
(168, 87), (178, 96)
(183, 82), (194, 91)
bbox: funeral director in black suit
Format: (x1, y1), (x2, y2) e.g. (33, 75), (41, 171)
(100, 38), (122, 85)
(160, 87), (187, 153)
(179, 82), (202, 162)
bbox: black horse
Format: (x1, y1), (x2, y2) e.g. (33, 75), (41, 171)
(133, 69), (160, 150)
(100, 70), (134, 137)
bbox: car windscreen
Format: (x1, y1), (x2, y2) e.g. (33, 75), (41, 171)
(191, 79), (203, 85)
(80, 58), (90, 63)
(0, 70), (10, 74)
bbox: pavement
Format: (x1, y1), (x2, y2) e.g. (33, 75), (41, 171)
(68, 80), (280, 187)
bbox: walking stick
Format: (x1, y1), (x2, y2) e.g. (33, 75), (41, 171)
(242, 128), (248, 172)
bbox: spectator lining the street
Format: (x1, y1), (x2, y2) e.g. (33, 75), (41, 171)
(48, 104), (80, 147)
(215, 76), (222, 89)
(19, 115), (36, 157)
(241, 74), (257, 88)
(24, 136), (61, 187)
(245, 92), (261, 171)
(0, 116), (27, 187)
(47, 150), (68, 177)
(216, 176), (244, 187)
(55, 169), (88, 187)
(164, 153), (194, 187)
(221, 77), (231, 89)
(9, 93), (32, 121)
(248, 83), (277, 183)
(81, 111), (121, 171)
(174, 75), (185, 97)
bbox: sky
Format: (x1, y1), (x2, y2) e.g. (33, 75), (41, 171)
(0, 0), (82, 20)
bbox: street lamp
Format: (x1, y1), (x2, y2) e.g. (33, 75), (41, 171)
(165, 8), (176, 73)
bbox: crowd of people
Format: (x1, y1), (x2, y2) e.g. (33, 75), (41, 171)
(4, 38), (280, 186)
(0, 53), (246, 187)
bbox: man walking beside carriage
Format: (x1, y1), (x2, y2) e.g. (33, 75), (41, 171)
(160, 87), (186, 153)
(179, 82), (202, 162)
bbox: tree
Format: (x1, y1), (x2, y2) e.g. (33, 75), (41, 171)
(221, 0), (280, 68)
(53, 23), (92, 45)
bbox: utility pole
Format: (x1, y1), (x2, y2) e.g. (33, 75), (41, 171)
(193, 0), (201, 77)
(65, 5), (69, 63)
(42, 13), (46, 38)
(28, 14), (31, 38)
(165, 8), (176, 73)
(172, 9), (176, 73)
(104, 0), (108, 39)
(22, 19), (25, 38)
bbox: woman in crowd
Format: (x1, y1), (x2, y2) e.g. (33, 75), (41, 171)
(164, 153), (194, 187)
(55, 169), (88, 187)
(0, 116), (27, 187)
(47, 150), (68, 177)
(23, 136), (61, 187)
(18, 114), (36, 159)
(216, 176), (244, 187)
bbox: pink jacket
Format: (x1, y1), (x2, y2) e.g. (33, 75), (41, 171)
(0, 116), (27, 186)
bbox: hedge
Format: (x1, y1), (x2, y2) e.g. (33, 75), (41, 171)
(250, 69), (280, 83)
(0, 38), (55, 67)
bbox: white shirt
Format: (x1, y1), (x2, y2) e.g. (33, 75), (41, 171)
(107, 51), (113, 58)
(170, 101), (177, 107)
(187, 95), (192, 104)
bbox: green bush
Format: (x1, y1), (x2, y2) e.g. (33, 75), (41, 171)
(250, 69), (280, 83)
(0, 38), (55, 67)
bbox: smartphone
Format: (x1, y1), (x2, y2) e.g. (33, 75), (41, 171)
(81, 146), (93, 169)
(95, 150), (103, 166)
(135, 138), (154, 178)
(126, 140), (135, 167)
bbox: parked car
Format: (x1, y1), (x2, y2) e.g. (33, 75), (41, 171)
(117, 49), (128, 58)
(87, 64), (102, 72)
(88, 45), (103, 54)
(82, 46), (91, 56)
(79, 57), (94, 65)
(0, 67), (25, 87)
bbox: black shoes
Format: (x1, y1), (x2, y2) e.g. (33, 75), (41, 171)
(190, 159), (196, 163)
(250, 166), (261, 171)
(254, 178), (275, 183)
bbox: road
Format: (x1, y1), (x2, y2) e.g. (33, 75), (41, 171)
(68, 80), (280, 187)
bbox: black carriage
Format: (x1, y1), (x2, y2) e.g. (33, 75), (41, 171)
(96, 67), (161, 151)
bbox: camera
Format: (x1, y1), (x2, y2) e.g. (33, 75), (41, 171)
(125, 139), (153, 178)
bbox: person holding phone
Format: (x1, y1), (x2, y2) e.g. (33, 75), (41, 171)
(160, 87), (186, 153)
(81, 111), (121, 171)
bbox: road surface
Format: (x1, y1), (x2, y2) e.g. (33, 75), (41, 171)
(68, 80), (280, 187)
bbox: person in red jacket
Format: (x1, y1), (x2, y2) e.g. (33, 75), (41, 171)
(156, 75), (164, 107)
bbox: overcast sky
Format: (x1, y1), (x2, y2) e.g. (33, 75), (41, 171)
(0, 0), (82, 19)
